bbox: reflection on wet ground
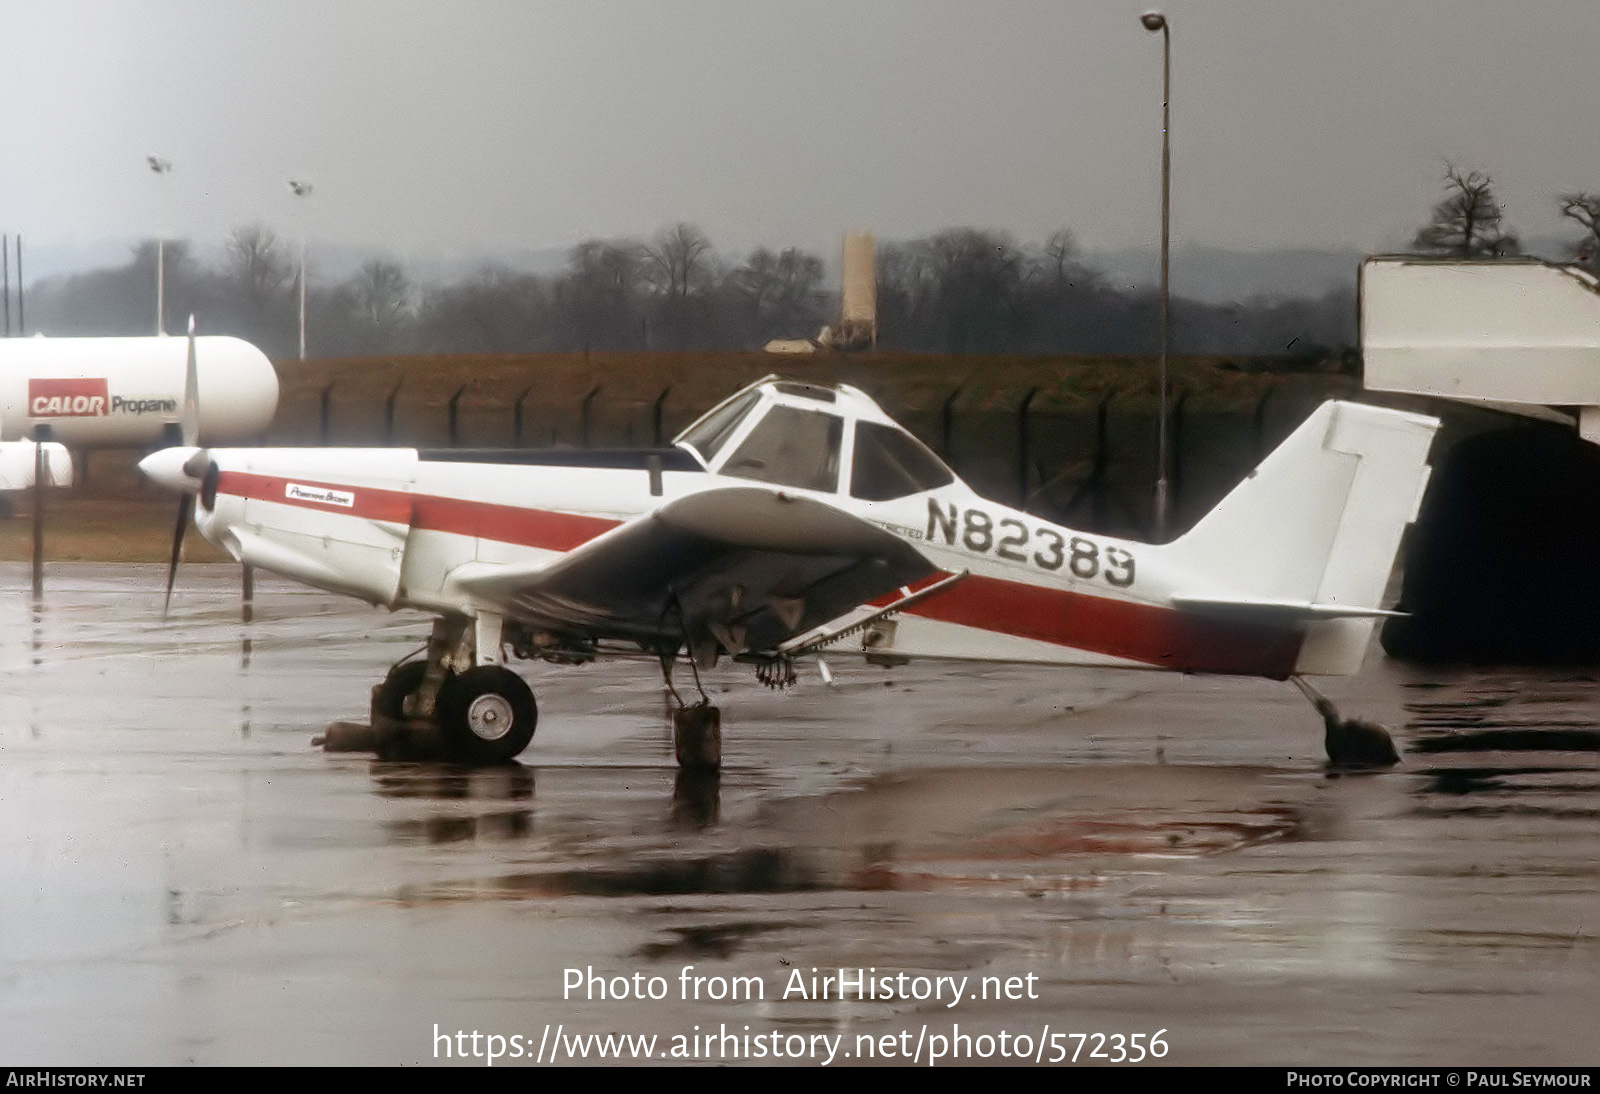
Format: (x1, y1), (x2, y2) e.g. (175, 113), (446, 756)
(1402, 676), (1600, 826)
(0, 565), (1596, 1065)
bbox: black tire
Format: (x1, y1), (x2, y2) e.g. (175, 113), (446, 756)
(437, 665), (537, 764)
(373, 660), (430, 724)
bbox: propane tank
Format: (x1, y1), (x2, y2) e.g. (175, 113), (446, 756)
(0, 335), (279, 446)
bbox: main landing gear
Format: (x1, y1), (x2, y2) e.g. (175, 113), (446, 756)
(361, 613), (725, 772)
(371, 614), (537, 764)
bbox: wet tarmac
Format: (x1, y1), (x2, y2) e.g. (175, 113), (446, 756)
(0, 564), (1595, 1066)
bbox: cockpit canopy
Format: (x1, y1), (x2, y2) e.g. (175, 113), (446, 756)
(675, 378), (957, 501)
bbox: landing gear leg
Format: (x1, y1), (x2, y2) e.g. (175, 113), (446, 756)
(1292, 676), (1401, 768)
(413, 615), (466, 721)
(658, 647), (721, 773)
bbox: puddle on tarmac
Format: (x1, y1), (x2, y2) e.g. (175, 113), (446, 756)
(372, 670), (1600, 906)
(389, 764), (1312, 902)
(632, 921), (798, 961)
(371, 762), (537, 800)
(1399, 674), (1600, 823)
(1409, 727), (1600, 752)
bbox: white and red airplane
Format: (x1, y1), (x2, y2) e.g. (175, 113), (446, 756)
(140, 358), (1439, 770)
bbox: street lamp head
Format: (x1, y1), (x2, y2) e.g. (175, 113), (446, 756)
(288, 180), (313, 198)
(1141, 11), (1167, 31)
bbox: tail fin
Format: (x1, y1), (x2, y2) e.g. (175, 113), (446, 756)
(1167, 400), (1439, 675)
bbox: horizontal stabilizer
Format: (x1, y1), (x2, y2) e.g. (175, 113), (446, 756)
(1170, 595), (1405, 622)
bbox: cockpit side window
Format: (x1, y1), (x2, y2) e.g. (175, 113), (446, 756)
(677, 389), (762, 465)
(849, 420), (956, 501)
(720, 405), (843, 493)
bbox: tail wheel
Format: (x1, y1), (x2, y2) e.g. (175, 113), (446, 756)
(437, 665), (537, 764)
(373, 660), (430, 724)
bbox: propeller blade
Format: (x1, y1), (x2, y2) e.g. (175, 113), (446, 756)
(181, 314), (199, 448)
(30, 435), (46, 600)
(163, 492), (194, 619)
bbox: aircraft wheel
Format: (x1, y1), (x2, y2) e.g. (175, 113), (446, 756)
(437, 665), (537, 764)
(373, 660), (429, 724)
(673, 702), (722, 772)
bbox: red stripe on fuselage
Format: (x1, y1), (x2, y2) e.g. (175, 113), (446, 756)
(216, 469), (1299, 676)
(867, 572), (952, 605)
(219, 471), (413, 524)
(411, 494), (618, 551)
(903, 574), (1303, 678)
(215, 470), (621, 550)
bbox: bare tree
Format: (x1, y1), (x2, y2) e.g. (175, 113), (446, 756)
(642, 223), (721, 348)
(1038, 228), (1091, 289)
(554, 239), (647, 350)
(1558, 193), (1600, 273)
(217, 224), (296, 353)
(226, 223), (293, 303)
(25, 240), (198, 336)
(1413, 166), (1520, 257)
(644, 222), (715, 299)
(354, 259), (412, 348)
(134, 239), (205, 333)
(729, 246), (826, 340)
(926, 229), (1025, 352)
(568, 239), (646, 296)
(414, 265), (548, 353)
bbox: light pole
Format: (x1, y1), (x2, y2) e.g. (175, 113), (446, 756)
(147, 156), (172, 335)
(1141, 10), (1171, 539)
(288, 179), (313, 360)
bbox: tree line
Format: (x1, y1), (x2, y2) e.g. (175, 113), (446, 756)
(1411, 164), (1600, 269)
(22, 174), (1600, 361)
(23, 223), (1354, 362)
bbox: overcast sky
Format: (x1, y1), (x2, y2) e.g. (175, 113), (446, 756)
(3, 0), (1597, 268)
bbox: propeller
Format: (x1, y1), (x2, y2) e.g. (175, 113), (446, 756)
(163, 492), (194, 616)
(139, 315), (255, 620)
(30, 424), (49, 601)
(161, 315), (201, 617)
(181, 313), (199, 447)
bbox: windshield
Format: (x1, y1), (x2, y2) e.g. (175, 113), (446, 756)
(676, 389), (762, 464)
(720, 405), (843, 493)
(850, 420), (955, 501)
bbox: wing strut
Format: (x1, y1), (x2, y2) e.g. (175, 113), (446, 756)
(776, 570), (967, 657)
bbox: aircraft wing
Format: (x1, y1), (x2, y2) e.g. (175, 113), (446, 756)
(449, 487), (941, 655)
